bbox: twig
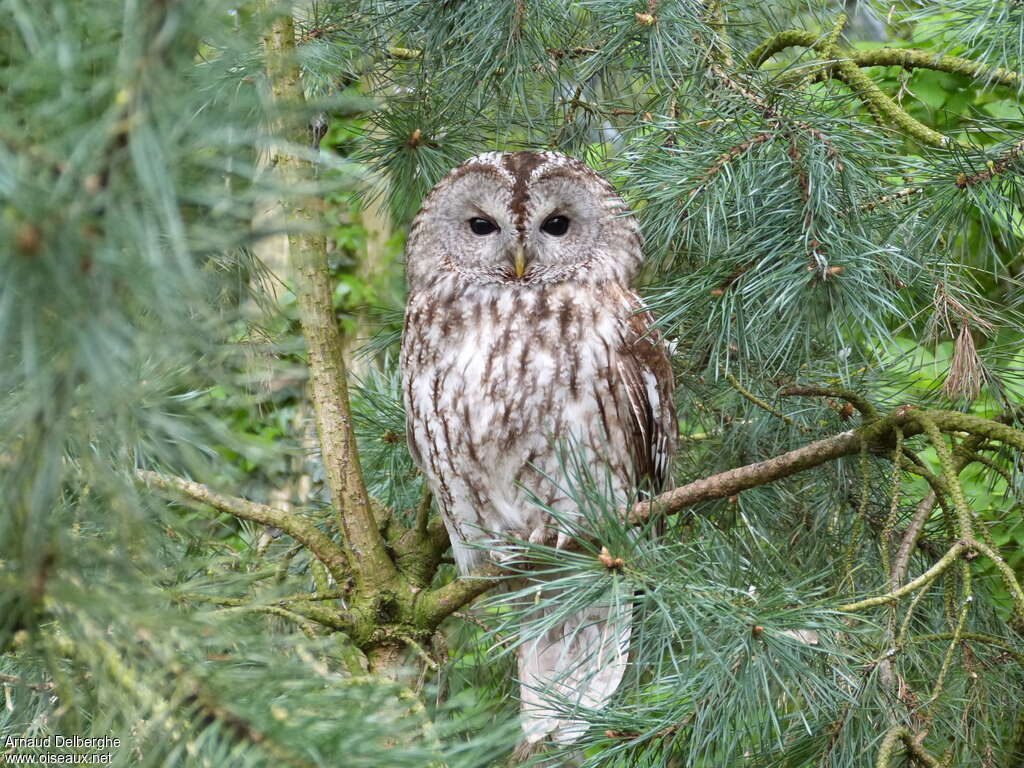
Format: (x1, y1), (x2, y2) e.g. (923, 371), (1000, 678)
(857, 186), (922, 213)
(138, 470), (349, 585)
(896, 580), (934, 646)
(686, 132), (773, 203)
(778, 385), (878, 421)
(706, 62), (845, 171)
(840, 541), (965, 612)
(956, 135), (1024, 188)
(726, 373), (810, 433)
(0, 673), (54, 692)
(213, 604), (324, 639)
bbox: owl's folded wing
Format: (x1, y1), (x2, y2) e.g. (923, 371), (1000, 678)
(615, 293), (677, 493)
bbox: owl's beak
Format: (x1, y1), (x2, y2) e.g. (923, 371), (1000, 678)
(512, 244), (528, 278)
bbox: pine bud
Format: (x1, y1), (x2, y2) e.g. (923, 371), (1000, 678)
(15, 223), (41, 255)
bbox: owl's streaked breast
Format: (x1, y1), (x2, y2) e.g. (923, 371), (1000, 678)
(401, 276), (635, 571)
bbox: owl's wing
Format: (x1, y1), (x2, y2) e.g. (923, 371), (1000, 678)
(615, 292), (677, 492)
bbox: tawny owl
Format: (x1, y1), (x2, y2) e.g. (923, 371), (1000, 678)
(400, 150), (676, 745)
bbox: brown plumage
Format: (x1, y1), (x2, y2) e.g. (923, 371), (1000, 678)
(400, 151), (676, 744)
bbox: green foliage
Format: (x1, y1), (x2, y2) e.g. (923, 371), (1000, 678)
(0, 1), (485, 765)
(4, 1), (1024, 767)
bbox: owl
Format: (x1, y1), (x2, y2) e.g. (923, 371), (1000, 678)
(400, 151), (676, 746)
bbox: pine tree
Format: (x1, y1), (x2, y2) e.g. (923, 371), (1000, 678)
(3, 1), (1024, 766)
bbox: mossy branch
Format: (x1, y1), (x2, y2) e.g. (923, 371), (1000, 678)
(748, 27), (1024, 147)
(907, 631), (1024, 666)
(840, 541), (966, 612)
(875, 726), (939, 768)
(415, 562), (507, 629)
(749, 28), (947, 145)
(852, 47), (1021, 90)
(971, 539), (1024, 618)
(916, 414), (974, 539)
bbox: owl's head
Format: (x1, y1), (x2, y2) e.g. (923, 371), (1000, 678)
(405, 151), (642, 290)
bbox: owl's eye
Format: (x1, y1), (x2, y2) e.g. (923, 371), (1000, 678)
(541, 215), (569, 236)
(468, 217), (499, 235)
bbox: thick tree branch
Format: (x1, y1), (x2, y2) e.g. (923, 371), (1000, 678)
(415, 562), (507, 629)
(260, 4), (398, 590)
(890, 491), (937, 588)
(629, 411), (910, 523)
(138, 470), (350, 585)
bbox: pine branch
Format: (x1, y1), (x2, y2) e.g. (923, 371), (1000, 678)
(956, 135), (1024, 187)
(62, 614), (317, 768)
(137, 470), (349, 585)
(0, 673), (54, 692)
(726, 372), (811, 433)
(907, 631), (1024, 666)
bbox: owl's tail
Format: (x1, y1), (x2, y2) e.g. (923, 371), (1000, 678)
(517, 597), (632, 745)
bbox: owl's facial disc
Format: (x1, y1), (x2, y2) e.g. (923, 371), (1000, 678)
(407, 151), (642, 289)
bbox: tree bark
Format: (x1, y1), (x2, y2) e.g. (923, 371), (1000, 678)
(259, 4), (398, 592)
